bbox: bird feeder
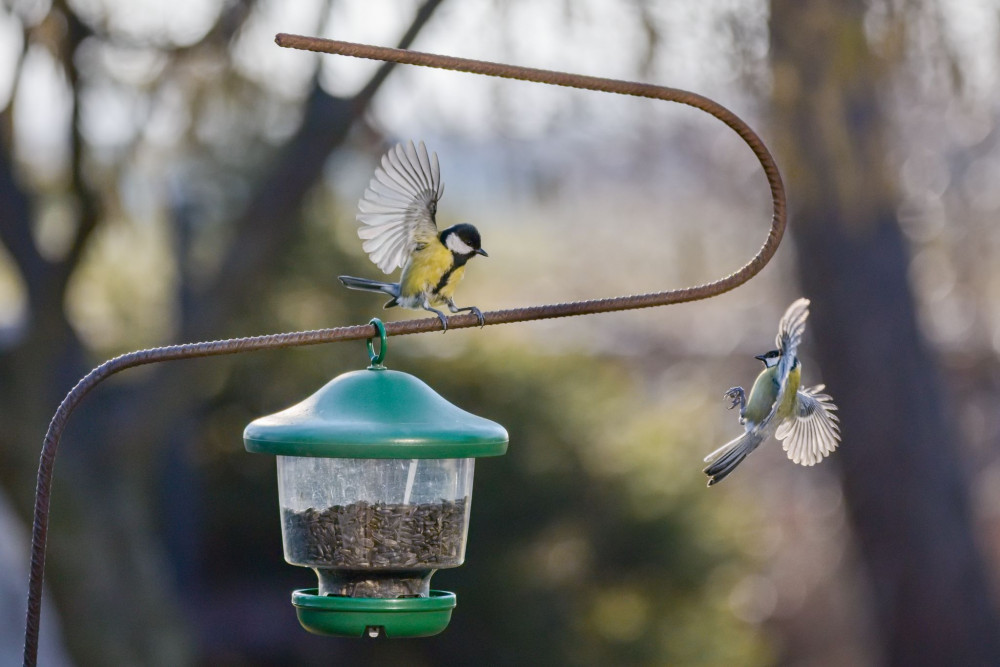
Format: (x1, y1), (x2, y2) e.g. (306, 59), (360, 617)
(243, 321), (508, 638)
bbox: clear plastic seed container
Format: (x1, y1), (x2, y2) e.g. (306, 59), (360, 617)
(278, 456), (474, 598)
(244, 359), (507, 636)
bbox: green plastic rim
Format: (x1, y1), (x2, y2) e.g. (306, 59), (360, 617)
(291, 589), (457, 638)
(244, 369), (508, 458)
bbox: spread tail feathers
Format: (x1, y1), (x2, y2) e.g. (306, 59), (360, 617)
(338, 275), (400, 306)
(703, 431), (765, 486)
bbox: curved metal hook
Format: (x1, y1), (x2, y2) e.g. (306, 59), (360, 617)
(24, 37), (786, 665)
(274, 34), (786, 332)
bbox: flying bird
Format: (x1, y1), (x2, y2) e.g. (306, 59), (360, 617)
(704, 298), (840, 486)
(338, 141), (487, 331)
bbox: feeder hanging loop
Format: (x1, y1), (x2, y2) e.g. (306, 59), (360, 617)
(367, 318), (388, 368)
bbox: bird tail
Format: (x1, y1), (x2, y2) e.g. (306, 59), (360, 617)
(338, 276), (400, 307)
(703, 430), (766, 487)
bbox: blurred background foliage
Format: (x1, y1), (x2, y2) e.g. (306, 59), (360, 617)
(1, 0), (999, 665)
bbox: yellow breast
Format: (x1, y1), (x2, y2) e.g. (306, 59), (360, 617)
(434, 265), (466, 301)
(399, 242), (465, 305)
(779, 364), (802, 419)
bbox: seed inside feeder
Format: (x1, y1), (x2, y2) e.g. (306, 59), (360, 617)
(283, 498), (469, 597)
(244, 365), (507, 635)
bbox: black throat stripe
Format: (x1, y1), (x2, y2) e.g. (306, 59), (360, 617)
(433, 253), (469, 295)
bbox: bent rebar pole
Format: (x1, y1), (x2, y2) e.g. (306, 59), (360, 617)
(24, 35), (785, 666)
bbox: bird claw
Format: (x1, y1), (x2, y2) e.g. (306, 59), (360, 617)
(447, 303), (485, 328)
(423, 305), (450, 332)
(724, 386), (746, 412)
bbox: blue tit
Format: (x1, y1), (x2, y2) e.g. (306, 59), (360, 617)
(703, 298), (840, 486)
(338, 141), (487, 331)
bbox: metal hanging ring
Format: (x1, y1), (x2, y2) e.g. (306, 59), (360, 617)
(367, 318), (388, 367)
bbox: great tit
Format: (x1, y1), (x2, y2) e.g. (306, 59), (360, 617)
(703, 298), (840, 486)
(338, 141), (487, 331)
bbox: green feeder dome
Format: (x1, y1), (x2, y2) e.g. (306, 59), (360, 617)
(244, 368), (508, 459)
(244, 321), (508, 639)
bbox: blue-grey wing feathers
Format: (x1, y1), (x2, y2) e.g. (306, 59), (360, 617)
(775, 297), (809, 385)
(761, 298), (811, 428)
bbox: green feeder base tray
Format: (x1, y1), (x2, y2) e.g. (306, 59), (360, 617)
(291, 589), (457, 638)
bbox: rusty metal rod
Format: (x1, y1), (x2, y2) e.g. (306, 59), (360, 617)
(272, 34), (786, 317)
(25, 35), (785, 666)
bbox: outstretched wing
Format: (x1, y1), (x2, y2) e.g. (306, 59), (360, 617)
(776, 384), (841, 466)
(356, 141), (444, 274)
(775, 297), (809, 381)
(755, 298), (811, 430)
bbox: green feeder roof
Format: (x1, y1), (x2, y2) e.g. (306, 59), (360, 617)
(244, 368), (508, 459)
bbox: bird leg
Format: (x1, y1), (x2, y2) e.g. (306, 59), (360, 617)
(725, 386), (747, 423)
(447, 299), (485, 327)
(421, 299), (450, 332)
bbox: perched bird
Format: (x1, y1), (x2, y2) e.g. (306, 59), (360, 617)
(703, 298), (840, 486)
(338, 141), (487, 331)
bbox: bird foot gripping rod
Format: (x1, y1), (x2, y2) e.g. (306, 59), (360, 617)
(23, 33), (785, 666)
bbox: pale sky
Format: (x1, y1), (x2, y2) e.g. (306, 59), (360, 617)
(0, 0), (998, 353)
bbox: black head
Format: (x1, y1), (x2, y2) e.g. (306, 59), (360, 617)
(754, 349), (781, 368)
(441, 223), (488, 258)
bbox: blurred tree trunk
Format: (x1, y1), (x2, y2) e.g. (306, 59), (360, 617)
(768, 1), (1000, 664)
(0, 1), (445, 664)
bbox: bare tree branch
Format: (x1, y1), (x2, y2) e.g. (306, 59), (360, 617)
(0, 17), (47, 308)
(183, 0), (447, 338)
(0, 117), (47, 299)
(52, 0), (259, 285)
(45, 0), (251, 53)
(54, 6), (100, 291)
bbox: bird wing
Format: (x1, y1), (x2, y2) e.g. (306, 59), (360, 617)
(775, 297), (809, 380)
(356, 141), (443, 274)
(776, 384), (841, 466)
(756, 298), (811, 431)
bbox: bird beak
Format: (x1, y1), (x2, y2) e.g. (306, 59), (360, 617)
(476, 248), (488, 257)
(754, 354), (767, 362)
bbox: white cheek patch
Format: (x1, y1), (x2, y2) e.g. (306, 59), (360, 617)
(445, 233), (475, 255)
